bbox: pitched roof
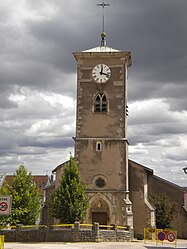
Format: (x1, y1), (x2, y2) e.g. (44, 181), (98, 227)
(128, 159), (154, 174)
(129, 159), (185, 189)
(3, 175), (48, 195)
(52, 159), (70, 173)
(51, 158), (186, 189)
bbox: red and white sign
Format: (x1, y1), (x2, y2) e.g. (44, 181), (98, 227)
(167, 232), (176, 242)
(0, 196), (12, 215)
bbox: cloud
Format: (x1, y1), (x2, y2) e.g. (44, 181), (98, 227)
(128, 98), (187, 186)
(0, 0), (186, 186)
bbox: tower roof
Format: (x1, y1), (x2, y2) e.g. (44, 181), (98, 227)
(80, 2), (123, 53)
(82, 45), (120, 53)
(82, 32), (120, 53)
(73, 44), (132, 67)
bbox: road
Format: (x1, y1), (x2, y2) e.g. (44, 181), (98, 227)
(4, 240), (187, 249)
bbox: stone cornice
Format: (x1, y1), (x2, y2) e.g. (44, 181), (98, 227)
(73, 137), (128, 142)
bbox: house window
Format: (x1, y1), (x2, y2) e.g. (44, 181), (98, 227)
(94, 93), (107, 112)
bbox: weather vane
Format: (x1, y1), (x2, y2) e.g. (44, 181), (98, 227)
(97, 1), (110, 46)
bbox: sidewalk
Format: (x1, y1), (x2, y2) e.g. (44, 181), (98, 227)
(4, 240), (187, 249)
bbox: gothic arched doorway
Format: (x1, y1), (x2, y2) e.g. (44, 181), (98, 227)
(90, 197), (110, 225)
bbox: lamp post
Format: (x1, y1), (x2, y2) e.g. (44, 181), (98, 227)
(183, 167), (187, 174)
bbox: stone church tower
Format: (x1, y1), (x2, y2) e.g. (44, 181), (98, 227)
(42, 21), (187, 241)
(73, 33), (133, 230)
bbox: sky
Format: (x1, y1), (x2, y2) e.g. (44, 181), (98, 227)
(0, 0), (186, 186)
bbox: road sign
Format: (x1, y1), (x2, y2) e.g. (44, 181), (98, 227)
(158, 231), (166, 241)
(0, 196), (12, 215)
(0, 202), (8, 211)
(167, 232), (176, 242)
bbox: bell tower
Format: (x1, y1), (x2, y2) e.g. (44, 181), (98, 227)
(73, 2), (133, 230)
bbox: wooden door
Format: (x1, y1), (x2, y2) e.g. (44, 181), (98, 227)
(92, 212), (107, 225)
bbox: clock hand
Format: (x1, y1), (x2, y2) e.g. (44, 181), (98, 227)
(102, 72), (111, 77)
(100, 64), (103, 75)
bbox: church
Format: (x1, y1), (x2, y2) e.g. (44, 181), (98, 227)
(42, 8), (187, 238)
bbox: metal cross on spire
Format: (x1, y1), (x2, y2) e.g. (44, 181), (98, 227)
(97, 1), (110, 46)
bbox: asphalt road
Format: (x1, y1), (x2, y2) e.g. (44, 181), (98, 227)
(4, 240), (187, 249)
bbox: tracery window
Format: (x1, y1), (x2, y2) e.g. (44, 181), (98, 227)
(94, 93), (107, 112)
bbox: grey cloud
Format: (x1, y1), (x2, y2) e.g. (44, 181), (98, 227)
(0, 0), (186, 186)
(165, 152), (187, 162)
(0, 95), (17, 109)
(22, 137), (74, 149)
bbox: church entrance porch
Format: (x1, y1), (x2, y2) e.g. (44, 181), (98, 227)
(88, 194), (112, 226)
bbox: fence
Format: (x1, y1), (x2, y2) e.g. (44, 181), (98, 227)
(0, 235), (4, 249)
(144, 228), (177, 247)
(0, 222), (130, 243)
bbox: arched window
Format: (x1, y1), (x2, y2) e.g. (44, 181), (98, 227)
(96, 141), (102, 151)
(94, 93), (107, 112)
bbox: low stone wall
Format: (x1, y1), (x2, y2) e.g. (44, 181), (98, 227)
(0, 222), (131, 243)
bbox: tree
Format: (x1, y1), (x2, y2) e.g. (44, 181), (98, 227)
(0, 164), (41, 226)
(151, 193), (177, 229)
(50, 155), (88, 223)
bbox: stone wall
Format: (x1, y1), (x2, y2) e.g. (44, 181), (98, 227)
(0, 222), (130, 243)
(148, 175), (187, 239)
(129, 160), (187, 239)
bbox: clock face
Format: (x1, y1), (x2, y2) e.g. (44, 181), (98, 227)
(92, 64), (111, 83)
